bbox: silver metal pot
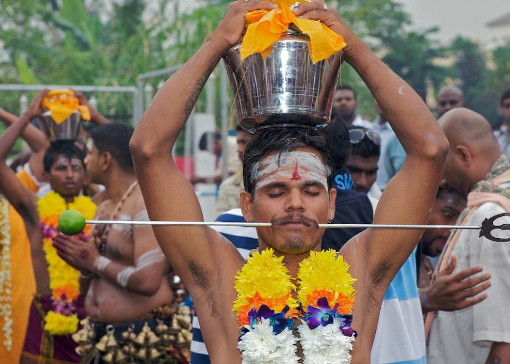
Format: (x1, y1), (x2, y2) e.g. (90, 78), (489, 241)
(39, 111), (83, 141)
(223, 31), (342, 131)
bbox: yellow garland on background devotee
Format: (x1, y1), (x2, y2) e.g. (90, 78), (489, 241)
(241, 0), (346, 64)
(0, 196), (13, 351)
(42, 90), (91, 124)
(37, 191), (96, 335)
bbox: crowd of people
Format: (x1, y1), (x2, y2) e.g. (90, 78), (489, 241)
(1, 1), (510, 363)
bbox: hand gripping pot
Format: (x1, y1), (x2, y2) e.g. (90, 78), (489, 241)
(39, 90), (85, 141)
(223, 30), (342, 132)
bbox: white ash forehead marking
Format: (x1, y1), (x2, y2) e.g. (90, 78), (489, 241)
(251, 151), (331, 191)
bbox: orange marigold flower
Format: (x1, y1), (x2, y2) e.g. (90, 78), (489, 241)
(53, 285), (79, 302)
(305, 289), (355, 315)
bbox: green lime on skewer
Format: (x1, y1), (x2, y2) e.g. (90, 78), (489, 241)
(58, 210), (86, 236)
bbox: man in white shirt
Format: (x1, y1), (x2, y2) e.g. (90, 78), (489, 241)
(333, 84), (372, 129)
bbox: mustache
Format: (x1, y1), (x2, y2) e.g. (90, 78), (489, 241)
(271, 214), (319, 229)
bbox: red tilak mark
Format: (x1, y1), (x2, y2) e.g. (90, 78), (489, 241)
(291, 160), (302, 181)
(80, 249), (90, 261)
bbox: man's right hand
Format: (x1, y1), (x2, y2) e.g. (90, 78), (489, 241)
(420, 255), (491, 313)
(23, 89), (48, 121)
(211, 0), (277, 48)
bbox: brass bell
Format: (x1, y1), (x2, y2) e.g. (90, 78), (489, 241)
(75, 343), (92, 356)
(135, 348), (147, 360)
(147, 331), (160, 346)
(121, 331), (130, 341)
(149, 347), (162, 359)
(134, 332), (146, 346)
(106, 334), (118, 349)
(115, 349), (127, 362)
(183, 330), (193, 342)
(95, 335), (109, 352)
(122, 343), (137, 355)
(102, 352), (114, 363)
(156, 321), (169, 334)
(176, 332), (187, 348)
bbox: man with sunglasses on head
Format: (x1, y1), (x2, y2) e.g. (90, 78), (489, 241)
(346, 126), (382, 199)
(494, 87), (510, 159)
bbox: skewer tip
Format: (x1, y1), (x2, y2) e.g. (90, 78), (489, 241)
(59, 210), (86, 236)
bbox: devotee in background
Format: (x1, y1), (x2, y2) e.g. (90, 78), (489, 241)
(0, 91), (90, 363)
(372, 101), (395, 191)
(417, 186), (467, 290)
(427, 108), (510, 364)
(416, 185), (491, 319)
(215, 125), (252, 217)
(346, 126), (382, 199)
(0, 106), (49, 363)
(54, 123), (191, 363)
(332, 84), (373, 128)
(494, 87), (510, 159)
(436, 85), (466, 117)
(380, 86), (466, 190)
(130, 2), (449, 362)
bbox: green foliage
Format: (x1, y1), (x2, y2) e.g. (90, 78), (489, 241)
(0, 0), (508, 127)
(449, 36), (499, 123)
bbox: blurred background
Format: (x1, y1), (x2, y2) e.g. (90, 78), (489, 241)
(1, 0), (509, 153)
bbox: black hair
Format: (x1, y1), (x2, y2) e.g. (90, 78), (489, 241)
(501, 87), (510, 105)
(321, 111), (351, 170)
(89, 123), (134, 173)
(43, 140), (85, 173)
(243, 127), (334, 195)
(335, 84), (357, 100)
(198, 131), (222, 151)
(436, 185), (466, 202)
(348, 126), (380, 158)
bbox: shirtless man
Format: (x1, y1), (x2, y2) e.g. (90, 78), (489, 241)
(54, 123), (190, 363)
(130, 1), (448, 363)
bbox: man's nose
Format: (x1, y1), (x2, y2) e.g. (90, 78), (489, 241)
(285, 189), (305, 211)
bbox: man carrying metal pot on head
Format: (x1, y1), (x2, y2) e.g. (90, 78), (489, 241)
(130, 1), (448, 363)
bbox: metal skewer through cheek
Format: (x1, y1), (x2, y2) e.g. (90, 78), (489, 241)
(78, 211), (510, 242)
(86, 219), (480, 230)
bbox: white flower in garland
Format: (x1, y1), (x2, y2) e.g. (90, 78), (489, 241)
(0, 197), (13, 351)
(298, 317), (355, 364)
(238, 318), (299, 364)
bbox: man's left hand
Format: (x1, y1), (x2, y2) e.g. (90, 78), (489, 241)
(53, 233), (99, 272)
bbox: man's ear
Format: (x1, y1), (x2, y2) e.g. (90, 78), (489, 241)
(100, 151), (112, 171)
(240, 190), (254, 223)
(456, 145), (472, 165)
(328, 188), (337, 222)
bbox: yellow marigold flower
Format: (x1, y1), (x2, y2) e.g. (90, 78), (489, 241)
(233, 249), (297, 316)
(44, 312), (79, 335)
(297, 250), (356, 311)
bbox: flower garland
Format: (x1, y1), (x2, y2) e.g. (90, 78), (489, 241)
(234, 249), (357, 364)
(37, 191), (96, 335)
(0, 196), (13, 351)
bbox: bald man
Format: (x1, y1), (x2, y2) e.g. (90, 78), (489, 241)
(436, 85), (466, 117)
(427, 108), (510, 364)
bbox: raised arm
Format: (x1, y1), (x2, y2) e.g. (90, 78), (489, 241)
(130, 1), (278, 292)
(73, 90), (109, 126)
(0, 91), (47, 221)
(0, 104), (49, 153)
(295, 4), (448, 284)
